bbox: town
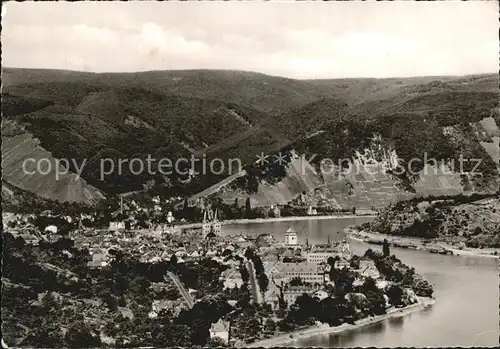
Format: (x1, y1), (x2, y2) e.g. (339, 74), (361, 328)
(3, 197), (434, 348)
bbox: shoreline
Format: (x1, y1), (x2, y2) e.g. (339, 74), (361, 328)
(175, 214), (377, 229)
(222, 214), (377, 225)
(346, 228), (500, 259)
(244, 297), (435, 348)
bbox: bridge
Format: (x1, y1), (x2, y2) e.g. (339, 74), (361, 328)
(165, 271), (195, 309)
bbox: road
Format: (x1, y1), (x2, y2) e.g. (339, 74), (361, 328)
(165, 271), (195, 308)
(246, 260), (262, 304)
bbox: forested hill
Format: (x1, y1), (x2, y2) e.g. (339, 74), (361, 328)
(2, 68), (498, 206)
(359, 193), (500, 248)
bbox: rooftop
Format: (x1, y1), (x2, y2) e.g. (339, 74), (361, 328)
(211, 319), (230, 332)
(279, 262), (322, 274)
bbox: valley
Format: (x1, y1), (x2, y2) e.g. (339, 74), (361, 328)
(2, 68), (499, 211)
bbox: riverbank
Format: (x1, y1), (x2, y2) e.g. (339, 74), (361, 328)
(346, 228), (500, 259)
(174, 213), (377, 230)
(244, 297), (435, 348)
(222, 214), (377, 225)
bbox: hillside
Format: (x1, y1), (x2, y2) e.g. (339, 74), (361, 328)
(2, 82), (270, 198)
(197, 87), (499, 209)
(2, 68), (341, 115)
(360, 194), (500, 248)
(1, 120), (105, 205)
(2, 68), (498, 207)
(5, 68), (496, 115)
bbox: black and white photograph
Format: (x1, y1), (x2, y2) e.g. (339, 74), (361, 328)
(1, 1), (499, 348)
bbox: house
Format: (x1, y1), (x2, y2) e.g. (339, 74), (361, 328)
(270, 205), (281, 218)
(209, 319), (230, 344)
(87, 253), (109, 268)
(334, 257), (350, 270)
(20, 234), (39, 246)
(307, 206), (318, 215)
(109, 221), (125, 231)
(148, 299), (174, 319)
(313, 289), (329, 301)
(220, 268), (244, 289)
(360, 264), (380, 279)
(256, 233), (274, 247)
(266, 289), (281, 310)
(44, 225), (58, 234)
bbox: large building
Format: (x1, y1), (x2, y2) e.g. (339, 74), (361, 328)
(283, 285), (319, 306)
(306, 239), (352, 261)
(306, 251), (336, 264)
(278, 262), (325, 284)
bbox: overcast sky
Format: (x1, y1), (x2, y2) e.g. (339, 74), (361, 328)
(2, 1), (498, 79)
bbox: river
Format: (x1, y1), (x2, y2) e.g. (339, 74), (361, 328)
(222, 217), (499, 347)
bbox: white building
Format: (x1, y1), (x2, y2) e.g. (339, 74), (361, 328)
(44, 225), (58, 234)
(109, 221), (125, 231)
(209, 319), (230, 344)
(307, 206), (318, 215)
(284, 228), (298, 246)
(87, 253), (109, 268)
(306, 251), (335, 264)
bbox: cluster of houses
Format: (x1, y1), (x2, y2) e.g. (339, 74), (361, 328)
(4, 206), (393, 346)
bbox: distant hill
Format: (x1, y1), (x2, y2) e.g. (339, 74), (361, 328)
(2, 68), (498, 208)
(361, 194), (500, 248)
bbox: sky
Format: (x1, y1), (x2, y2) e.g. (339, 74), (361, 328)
(2, 1), (498, 79)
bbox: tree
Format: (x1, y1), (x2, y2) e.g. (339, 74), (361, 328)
(205, 336), (228, 347)
(245, 197), (252, 219)
(331, 268), (354, 297)
(65, 322), (102, 348)
(290, 277), (304, 286)
(170, 254), (178, 266)
(264, 318), (277, 333)
(362, 277), (386, 315)
(383, 239), (390, 257)
(413, 278), (434, 297)
(239, 265), (250, 284)
(257, 273), (269, 293)
(386, 284), (404, 307)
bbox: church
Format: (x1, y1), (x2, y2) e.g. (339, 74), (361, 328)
(202, 206), (222, 237)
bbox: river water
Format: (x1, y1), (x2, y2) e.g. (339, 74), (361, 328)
(223, 217), (499, 347)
